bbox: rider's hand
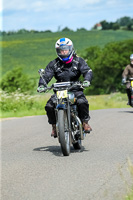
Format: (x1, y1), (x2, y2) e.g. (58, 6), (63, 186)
(122, 78), (126, 84)
(37, 85), (47, 93)
(83, 80), (90, 87)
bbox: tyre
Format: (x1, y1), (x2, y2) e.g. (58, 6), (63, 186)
(131, 95), (133, 107)
(58, 109), (70, 156)
(71, 115), (82, 150)
(73, 141), (81, 150)
(131, 89), (133, 107)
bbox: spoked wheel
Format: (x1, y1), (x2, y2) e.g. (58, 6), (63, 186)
(131, 91), (133, 107)
(71, 116), (82, 150)
(58, 110), (70, 156)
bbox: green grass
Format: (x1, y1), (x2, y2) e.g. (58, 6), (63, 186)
(0, 91), (129, 119)
(87, 92), (129, 110)
(125, 191), (133, 200)
(125, 159), (133, 200)
(1, 30), (133, 78)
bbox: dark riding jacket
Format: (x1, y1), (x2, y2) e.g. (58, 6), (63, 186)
(122, 63), (133, 89)
(39, 56), (93, 87)
(122, 64), (133, 79)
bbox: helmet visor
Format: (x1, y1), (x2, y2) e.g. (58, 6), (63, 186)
(56, 45), (73, 59)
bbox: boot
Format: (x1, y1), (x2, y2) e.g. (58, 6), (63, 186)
(83, 121), (92, 133)
(127, 101), (130, 105)
(51, 124), (57, 138)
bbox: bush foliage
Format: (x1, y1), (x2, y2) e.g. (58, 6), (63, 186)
(82, 39), (133, 95)
(0, 67), (35, 93)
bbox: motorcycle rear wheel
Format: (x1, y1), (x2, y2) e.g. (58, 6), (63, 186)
(58, 109), (70, 156)
(71, 116), (82, 150)
(73, 141), (81, 150)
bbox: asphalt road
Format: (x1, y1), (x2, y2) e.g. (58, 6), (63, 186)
(1, 108), (133, 200)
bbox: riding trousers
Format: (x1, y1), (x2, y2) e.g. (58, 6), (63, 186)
(45, 91), (90, 124)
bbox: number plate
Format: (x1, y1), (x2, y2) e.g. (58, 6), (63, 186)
(57, 90), (68, 99)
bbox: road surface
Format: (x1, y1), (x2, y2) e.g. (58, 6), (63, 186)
(1, 108), (133, 200)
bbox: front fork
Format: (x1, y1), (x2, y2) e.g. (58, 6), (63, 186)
(55, 100), (72, 139)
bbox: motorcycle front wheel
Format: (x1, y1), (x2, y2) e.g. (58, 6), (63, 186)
(58, 109), (70, 156)
(131, 90), (133, 107)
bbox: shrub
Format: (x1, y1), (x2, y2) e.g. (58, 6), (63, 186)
(82, 39), (133, 95)
(0, 67), (35, 93)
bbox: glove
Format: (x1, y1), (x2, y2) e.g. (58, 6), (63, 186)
(122, 78), (126, 84)
(83, 80), (90, 87)
(37, 85), (47, 93)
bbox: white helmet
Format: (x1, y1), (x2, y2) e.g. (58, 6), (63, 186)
(130, 54), (133, 60)
(55, 38), (74, 62)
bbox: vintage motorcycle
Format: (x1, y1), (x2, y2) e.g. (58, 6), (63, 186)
(129, 77), (133, 107)
(38, 69), (87, 156)
(123, 77), (133, 107)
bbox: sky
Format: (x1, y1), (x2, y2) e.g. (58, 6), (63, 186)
(1, 0), (133, 32)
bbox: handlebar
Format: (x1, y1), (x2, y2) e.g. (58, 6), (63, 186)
(125, 78), (133, 84)
(44, 81), (84, 92)
(38, 69), (87, 93)
(122, 78), (133, 85)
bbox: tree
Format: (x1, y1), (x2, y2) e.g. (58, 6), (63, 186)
(127, 24), (133, 31)
(100, 20), (110, 30)
(82, 39), (133, 95)
(17, 29), (29, 34)
(112, 23), (120, 30)
(61, 27), (73, 32)
(116, 16), (133, 26)
(76, 28), (88, 32)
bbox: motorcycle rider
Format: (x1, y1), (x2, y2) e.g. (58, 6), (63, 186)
(122, 54), (133, 105)
(37, 38), (93, 137)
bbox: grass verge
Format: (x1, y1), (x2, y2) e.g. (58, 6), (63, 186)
(0, 91), (130, 119)
(124, 159), (133, 200)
